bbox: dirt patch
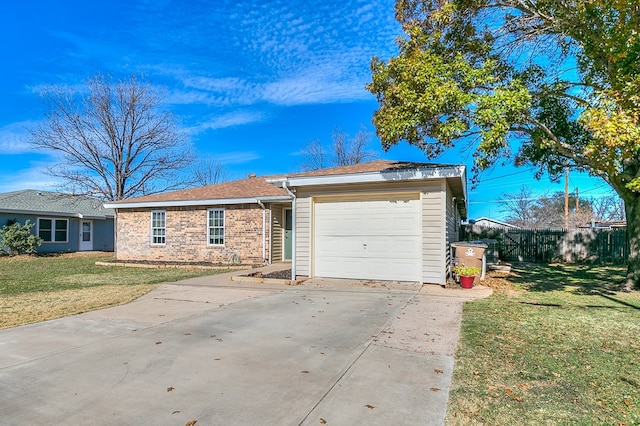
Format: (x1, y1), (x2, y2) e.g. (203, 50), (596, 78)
(248, 269), (292, 280)
(481, 270), (520, 295)
(375, 296), (464, 356)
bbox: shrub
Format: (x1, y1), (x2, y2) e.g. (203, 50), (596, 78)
(452, 265), (481, 276)
(0, 220), (43, 255)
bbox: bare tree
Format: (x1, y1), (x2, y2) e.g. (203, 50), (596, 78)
(500, 186), (537, 228)
(191, 156), (231, 186)
(333, 127), (376, 166)
(501, 187), (596, 229)
(300, 126), (377, 171)
(300, 139), (328, 171)
(30, 74), (193, 201)
(592, 195), (626, 222)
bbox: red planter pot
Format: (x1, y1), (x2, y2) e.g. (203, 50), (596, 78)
(459, 275), (475, 289)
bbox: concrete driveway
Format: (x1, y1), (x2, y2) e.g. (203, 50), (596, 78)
(0, 270), (490, 425)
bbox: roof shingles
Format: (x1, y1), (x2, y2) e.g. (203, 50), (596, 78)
(113, 175), (288, 204)
(0, 190), (113, 218)
(112, 160), (460, 205)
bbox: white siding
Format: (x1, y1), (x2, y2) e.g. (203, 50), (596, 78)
(295, 196), (311, 277)
(421, 181), (445, 284)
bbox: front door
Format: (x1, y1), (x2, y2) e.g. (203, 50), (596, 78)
(284, 209), (292, 261)
(80, 220), (93, 251)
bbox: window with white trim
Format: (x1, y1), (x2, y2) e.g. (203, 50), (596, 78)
(38, 218), (69, 243)
(208, 208), (225, 246)
(151, 210), (166, 245)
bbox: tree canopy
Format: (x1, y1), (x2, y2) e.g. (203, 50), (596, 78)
(368, 0), (640, 289)
(30, 74), (193, 201)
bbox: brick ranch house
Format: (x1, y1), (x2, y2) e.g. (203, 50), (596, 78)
(105, 160), (468, 285)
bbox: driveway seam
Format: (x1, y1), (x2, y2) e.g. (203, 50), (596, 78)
(297, 289), (420, 425)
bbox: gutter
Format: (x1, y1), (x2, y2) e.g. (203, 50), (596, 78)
(0, 208), (112, 220)
(103, 195), (292, 209)
(267, 178), (296, 281)
(282, 182), (296, 281)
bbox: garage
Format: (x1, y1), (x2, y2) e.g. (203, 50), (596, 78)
(313, 194), (422, 282)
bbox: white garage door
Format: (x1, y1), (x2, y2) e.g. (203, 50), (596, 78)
(313, 194), (422, 282)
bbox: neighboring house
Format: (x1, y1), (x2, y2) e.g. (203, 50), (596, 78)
(105, 160), (467, 285)
(470, 217), (520, 229)
(0, 190), (114, 253)
(591, 220), (626, 230)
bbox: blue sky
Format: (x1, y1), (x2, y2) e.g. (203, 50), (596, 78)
(0, 0), (616, 219)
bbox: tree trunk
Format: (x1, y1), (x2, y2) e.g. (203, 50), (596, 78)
(623, 193), (640, 291)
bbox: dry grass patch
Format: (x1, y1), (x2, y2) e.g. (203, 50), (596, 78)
(0, 284), (157, 329)
(0, 253), (230, 329)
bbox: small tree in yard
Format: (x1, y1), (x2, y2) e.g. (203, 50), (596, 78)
(0, 220), (42, 255)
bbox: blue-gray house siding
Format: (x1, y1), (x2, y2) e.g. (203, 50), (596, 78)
(0, 213), (114, 253)
(0, 190), (114, 254)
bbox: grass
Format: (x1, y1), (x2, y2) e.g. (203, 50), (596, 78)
(447, 264), (640, 426)
(0, 253), (230, 329)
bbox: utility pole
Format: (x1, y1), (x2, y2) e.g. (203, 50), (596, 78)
(575, 187), (579, 213)
(564, 168), (569, 229)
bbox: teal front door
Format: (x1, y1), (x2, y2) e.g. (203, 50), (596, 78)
(284, 209), (292, 260)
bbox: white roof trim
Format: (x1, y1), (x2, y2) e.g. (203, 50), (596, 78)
(282, 165), (466, 187)
(104, 195), (293, 209)
(0, 208), (113, 219)
(473, 217), (520, 228)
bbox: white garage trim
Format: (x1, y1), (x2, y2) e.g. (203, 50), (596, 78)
(312, 193), (422, 282)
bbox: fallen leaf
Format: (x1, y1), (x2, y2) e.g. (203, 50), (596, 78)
(167, 387), (174, 392)
(301, 370), (310, 374)
(434, 369), (443, 374)
(623, 399), (632, 407)
(430, 387), (441, 392)
(155, 341), (162, 345)
(214, 358), (221, 361)
(184, 333), (191, 336)
(172, 411), (181, 415)
(320, 419), (327, 424)
(504, 388), (522, 402)
(365, 404), (375, 409)
(185, 421), (197, 426)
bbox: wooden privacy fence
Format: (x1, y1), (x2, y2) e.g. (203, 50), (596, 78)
(460, 226), (628, 264)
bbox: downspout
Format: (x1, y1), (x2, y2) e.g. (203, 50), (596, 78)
(257, 200), (267, 264)
(281, 181), (296, 281)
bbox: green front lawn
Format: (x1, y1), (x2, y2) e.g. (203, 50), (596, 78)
(447, 264), (640, 425)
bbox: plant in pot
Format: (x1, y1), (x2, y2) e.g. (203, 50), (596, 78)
(452, 265), (481, 289)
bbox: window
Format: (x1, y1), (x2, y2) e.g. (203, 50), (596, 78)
(151, 210), (166, 245)
(38, 218), (68, 243)
(208, 209), (225, 245)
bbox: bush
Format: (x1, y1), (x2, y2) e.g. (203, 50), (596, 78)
(0, 220), (43, 255)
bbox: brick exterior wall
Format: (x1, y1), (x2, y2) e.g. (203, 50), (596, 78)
(115, 204), (271, 264)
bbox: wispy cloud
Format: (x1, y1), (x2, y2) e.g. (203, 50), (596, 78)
(190, 111), (272, 133)
(214, 151), (261, 164)
(0, 121), (38, 155)
(0, 161), (62, 193)
(128, 0), (399, 108)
